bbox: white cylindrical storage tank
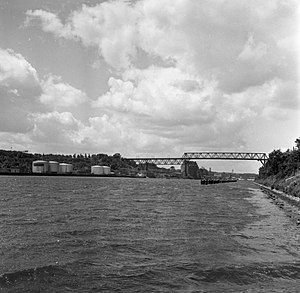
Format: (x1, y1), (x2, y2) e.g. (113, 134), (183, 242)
(32, 160), (49, 173)
(103, 166), (111, 175)
(66, 164), (73, 173)
(59, 163), (68, 173)
(59, 163), (73, 173)
(49, 161), (59, 173)
(91, 165), (104, 175)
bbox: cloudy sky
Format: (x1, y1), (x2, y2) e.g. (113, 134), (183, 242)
(0, 0), (299, 172)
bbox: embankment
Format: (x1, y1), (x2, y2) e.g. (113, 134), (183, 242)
(254, 180), (300, 224)
(256, 175), (300, 198)
(255, 182), (300, 208)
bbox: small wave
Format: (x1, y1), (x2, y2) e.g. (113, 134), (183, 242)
(96, 262), (300, 289)
(232, 233), (257, 240)
(188, 263), (300, 285)
(13, 218), (39, 225)
(0, 264), (68, 287)
(107, 243), (144, 255)
(52, 228), (101, 238)
(0, 212), (10, 217)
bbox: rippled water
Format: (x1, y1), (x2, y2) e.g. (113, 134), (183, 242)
(1, 176), (300, 292)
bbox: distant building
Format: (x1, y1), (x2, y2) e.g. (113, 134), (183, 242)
(32, 160), (49, 173)
(181, 161), (200, 179)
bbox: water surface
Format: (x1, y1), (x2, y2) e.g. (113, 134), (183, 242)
(1, 176), (300, 292)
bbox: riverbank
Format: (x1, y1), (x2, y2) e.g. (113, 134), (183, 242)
(0, 172), (143, 179)
(254, 181), (300, 224)
(255, 182), (300, 206)
(256, 175), (300, 198)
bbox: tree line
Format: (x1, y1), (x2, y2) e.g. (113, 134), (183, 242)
(258, 138), (300, 180)
(0, 150), (137, 173)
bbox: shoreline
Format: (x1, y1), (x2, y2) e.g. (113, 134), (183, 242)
(254, 182), (300, 223)
(254, 182), (300, 207)
(0, 172), (143, 179)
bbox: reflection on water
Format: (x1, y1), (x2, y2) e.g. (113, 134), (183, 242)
(0, 176), (300, 292)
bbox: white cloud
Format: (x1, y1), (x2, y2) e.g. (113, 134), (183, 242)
(0, 48), (91, 138)
(72, 2), (140, 69)
(40, 75), (89, 108)
(0, 132), (32, 151)
(90, 65), (269, 152)
(0, 48), (42, 133)
(25, 0), (299, 85)
(12, 0), (300, 157)
(137, 0), (191, 66)
(77, 114), (178, 155)
(26, 3), (140, 70)
(223, 78), (300, 121)
(25, 10), (72, 39)
(0, 48), (39, 91)
(94, 66), (217, 126)
(30, 111), (83, 143)
(238, 35), (267, 61)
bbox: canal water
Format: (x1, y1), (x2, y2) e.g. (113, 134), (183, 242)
(1, 176), (300, 292)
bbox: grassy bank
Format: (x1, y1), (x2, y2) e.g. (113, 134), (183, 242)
(256, 175), (300, 198)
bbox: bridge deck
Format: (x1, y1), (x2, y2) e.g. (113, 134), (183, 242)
(127, 152), (268, 165)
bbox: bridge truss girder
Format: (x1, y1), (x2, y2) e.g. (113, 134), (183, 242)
(128, 152), (268, 166)
(131, 158), (184, 165)
(182, 152), (268, 165)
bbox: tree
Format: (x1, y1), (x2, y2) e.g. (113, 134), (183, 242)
(295, 137), (300, 150)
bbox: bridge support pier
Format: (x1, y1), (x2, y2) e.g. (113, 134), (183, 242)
(184, 160), (188, 178)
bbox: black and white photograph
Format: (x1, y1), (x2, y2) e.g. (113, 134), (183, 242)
(0, 0), (300, 292)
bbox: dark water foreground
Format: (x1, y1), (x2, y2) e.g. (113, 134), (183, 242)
(1, 177), (300, 292)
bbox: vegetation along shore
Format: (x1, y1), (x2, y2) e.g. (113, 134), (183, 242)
(256, 137), (300, 198)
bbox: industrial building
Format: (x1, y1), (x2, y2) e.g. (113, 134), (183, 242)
(181, 161), (209, 179)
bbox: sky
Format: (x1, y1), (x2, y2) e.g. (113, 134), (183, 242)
(0, 0), (299, 173)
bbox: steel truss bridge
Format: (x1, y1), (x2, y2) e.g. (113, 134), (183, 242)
(127, 152), (268, 166)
